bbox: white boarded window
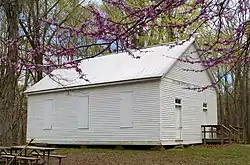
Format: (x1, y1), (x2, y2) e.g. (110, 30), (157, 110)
(43, 99), (54, 130)
(77, 96), (89, 129)
(120, 91), (134, 128)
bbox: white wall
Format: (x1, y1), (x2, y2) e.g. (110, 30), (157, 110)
(27, 44), (217, 146)
(160, 44), (217, 145)
(27, 80), (161, 145)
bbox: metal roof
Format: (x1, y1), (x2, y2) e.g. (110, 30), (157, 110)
(25, 38), (195, 94)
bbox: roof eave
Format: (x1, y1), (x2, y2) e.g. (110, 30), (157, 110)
(24, 76), (162, 96)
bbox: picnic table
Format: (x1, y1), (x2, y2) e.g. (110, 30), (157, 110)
(10, 145), (56, 164)
(0, 145), (66, 165)
(0, 146), (10, 155)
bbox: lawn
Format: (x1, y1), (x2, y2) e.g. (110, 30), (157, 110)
(52, 144), (250, 165)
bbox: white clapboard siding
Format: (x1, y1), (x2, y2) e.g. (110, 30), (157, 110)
(166, 45), (212, 87)
(160, 45), (217, 145)
(160, 78), (217, 144)
(26, 39), (218, 146)
(27, 80), (161, 145)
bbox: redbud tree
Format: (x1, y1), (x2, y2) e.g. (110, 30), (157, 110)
(5, 0), (250, 87)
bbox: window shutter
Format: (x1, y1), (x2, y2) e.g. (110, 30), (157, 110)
(120, 91), (133, 128)
(77, 96), (89, 129)
(43, 99), (53, 130)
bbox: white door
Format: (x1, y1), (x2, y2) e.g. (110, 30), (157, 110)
(202, 110), (209, 138)
(203, 110), (207, 125)
(175, 105), (182, 139)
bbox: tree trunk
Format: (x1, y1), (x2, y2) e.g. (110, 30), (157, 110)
(0, 0), (19, 146)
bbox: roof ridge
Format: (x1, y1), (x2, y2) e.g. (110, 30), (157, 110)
(91, 39), (194, 59)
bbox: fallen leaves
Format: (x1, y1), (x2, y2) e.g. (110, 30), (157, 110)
(51, 144), (250, 165)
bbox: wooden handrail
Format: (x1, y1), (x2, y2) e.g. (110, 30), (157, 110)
(201, 125), (221, 145)
(221, 125), (232, 144)
(201, 124), (235, 145)
(231, 125), (243, 129)
(229, 125), (238, 132)
(201, 124), (220, 128)
(229, 125), (244, 143)
(229, 125), (239, 142)
(221, 124), (230, 132)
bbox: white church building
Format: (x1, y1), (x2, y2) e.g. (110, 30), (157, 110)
(24, 38), (217, 146)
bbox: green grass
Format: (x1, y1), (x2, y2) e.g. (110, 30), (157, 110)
(55, 144), (250, 165)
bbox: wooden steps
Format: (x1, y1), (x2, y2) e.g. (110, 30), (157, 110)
(201, 124), (244, 145)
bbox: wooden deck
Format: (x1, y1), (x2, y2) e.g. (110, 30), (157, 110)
(201, 124), (244, 144)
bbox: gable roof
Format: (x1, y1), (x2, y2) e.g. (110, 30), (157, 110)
(25, 38), (196, 94)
